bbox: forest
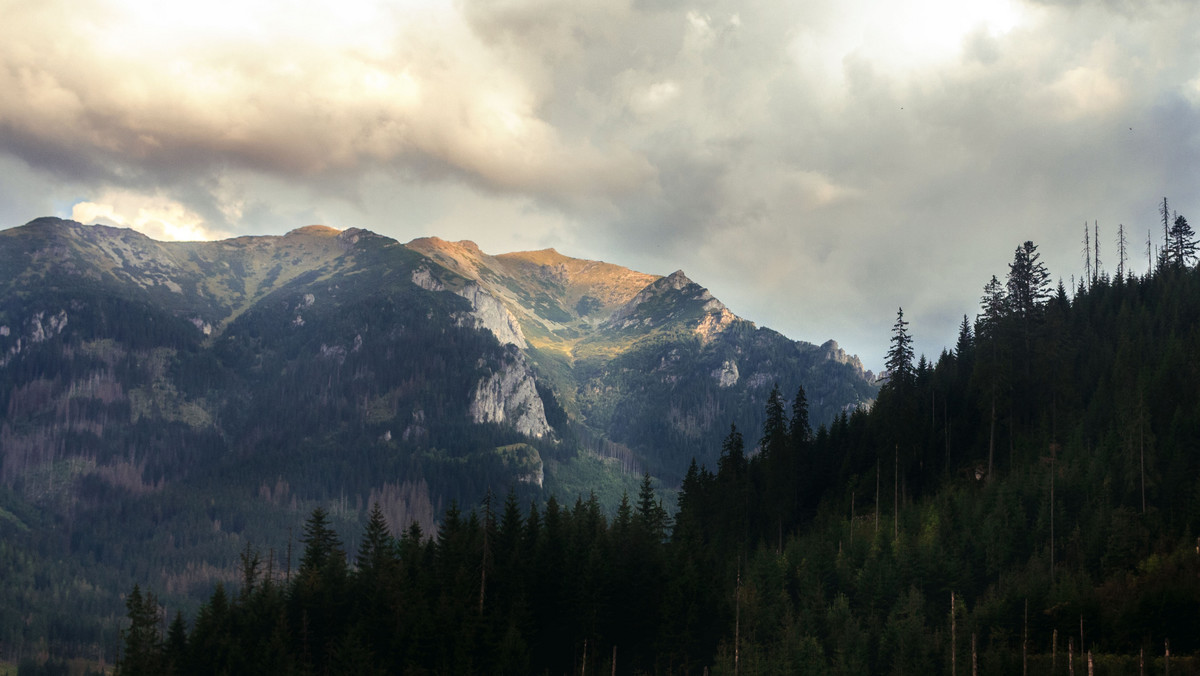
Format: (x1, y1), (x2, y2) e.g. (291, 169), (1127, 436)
(51, 209), (1200, 674)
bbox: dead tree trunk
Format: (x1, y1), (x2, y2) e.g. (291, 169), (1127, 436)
(950, 592), (956, 676)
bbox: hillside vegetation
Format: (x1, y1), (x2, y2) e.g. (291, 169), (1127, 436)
(0, 218), (874, 665)
(110, 226), (1200, 674)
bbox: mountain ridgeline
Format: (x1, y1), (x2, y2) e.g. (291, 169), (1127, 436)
(106, 233), (1200, 675)
(0, 218), (874, 663)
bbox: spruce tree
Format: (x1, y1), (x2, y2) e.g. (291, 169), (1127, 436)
(884, 307), (915, 391)
(790, 385), (812, 446)
(1169, 214), (1196, 268)
(117, 585), (164, 676)
(300, 506), (345, 577)
(760, 385), (789, 460)
(355, 502), (394, 584)
(1005, 241), (1051, 324)
(1159, 197), (1172, 270)
(954, 315), (974, 366)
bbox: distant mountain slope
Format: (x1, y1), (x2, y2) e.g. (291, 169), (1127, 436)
(406, 236), (877, 479)
(0, 217), (875, 661)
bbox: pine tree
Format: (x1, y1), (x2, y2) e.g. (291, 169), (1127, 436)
(299, 506), (345, 578)
(117, 585), (164, 676)
(790, 385), (812, 446)
(1006, 241), (1051, 324)
(979, 276), (1007, 335)
(884, 307), (915, 391)
(635, 472), (668, 542)
(955, 315), (974, 361)
(1159, 197), (1171, 270)
(355, 502), (394, 583)
(977, 276), (1008, 481)
(164, 610), (188, 676)
(759, 385), (789, 460)
(1169, 214), (1196, 268)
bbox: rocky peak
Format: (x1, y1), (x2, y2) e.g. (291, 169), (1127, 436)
(662, 269), (693, 290)
(336, 227), (378, 250)
(820, 339), (873, 382)
(607, 268), (732, 331)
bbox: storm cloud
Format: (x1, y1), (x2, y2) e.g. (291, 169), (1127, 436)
(2, 0), (1198, 369)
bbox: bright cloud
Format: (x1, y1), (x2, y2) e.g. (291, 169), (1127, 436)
(72, 192), (233, 242)
(0, 0), (650, 204)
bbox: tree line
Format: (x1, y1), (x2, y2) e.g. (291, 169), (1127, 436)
(113, 201), (1200, 674)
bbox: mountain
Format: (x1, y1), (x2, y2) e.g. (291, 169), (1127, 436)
(405, 235), (876, 480)
(0, 217), (875, 661)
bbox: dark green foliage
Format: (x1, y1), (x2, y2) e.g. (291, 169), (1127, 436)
(115, 585), (163, 676)
(20, 222), (1200, 672)
(0, 218), (877, 665)
(1170, 214), (1197, 268)
(885, 307), (915, 391)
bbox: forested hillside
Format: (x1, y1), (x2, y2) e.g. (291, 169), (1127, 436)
(0, 218), (875, 668)
(110, 224), (1200, 675)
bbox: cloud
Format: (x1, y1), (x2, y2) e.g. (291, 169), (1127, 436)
(71, 191), (234, 242)
(0, 0), (653, 208)
(1, 0), (1199, 371)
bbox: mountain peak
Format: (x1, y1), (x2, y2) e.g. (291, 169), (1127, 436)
(662, 269), (693, 289)
(23, 216), (77, 228)
(285, 225), (341, 237)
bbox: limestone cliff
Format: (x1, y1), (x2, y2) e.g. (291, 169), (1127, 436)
(469, 352), (550, 438)
(455, 282), (528, 349)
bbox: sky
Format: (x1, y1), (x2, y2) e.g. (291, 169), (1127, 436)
(2, 0), (1198, 371)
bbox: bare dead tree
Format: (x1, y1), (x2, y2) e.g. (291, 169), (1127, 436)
(1118, 223), (1128, 280)
(951, 592), (957, 676)
(1083, 222), (1092, 287)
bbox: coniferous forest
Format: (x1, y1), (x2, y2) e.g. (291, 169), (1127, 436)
(104, 216), (1200, 675)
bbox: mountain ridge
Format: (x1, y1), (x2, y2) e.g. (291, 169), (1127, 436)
(0, 215), (878, 661)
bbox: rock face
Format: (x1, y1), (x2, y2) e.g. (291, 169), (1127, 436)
(455, 282), (528, 348)
(469, 353), (549, 437)
(712, 359), (740, 388)
(820, 340), (874, 382)
(1, 309), (69, 367)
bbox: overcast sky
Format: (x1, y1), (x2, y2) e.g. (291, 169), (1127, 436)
(2, 0), (1198, 371)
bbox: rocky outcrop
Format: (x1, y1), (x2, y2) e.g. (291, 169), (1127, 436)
(1, 310), (68, 367)
(411, 266), (527, 348)
(410, 267), (445, 292)
(469, 354), (550, 438)
(456, 282), (528, 348)
(695, 306), (736, 342)
(820, 340), (873, 382)
(608, 270), (694, 327)
(712, 359), (739, 388)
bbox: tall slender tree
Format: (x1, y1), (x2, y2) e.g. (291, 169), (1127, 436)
(885, 307), (915, 392)
(1083, 222), (1092, 287)
(1159, 197), (1171, 269)
(977, 276), (1008, 480)
(1117, 223), (1128, 280)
